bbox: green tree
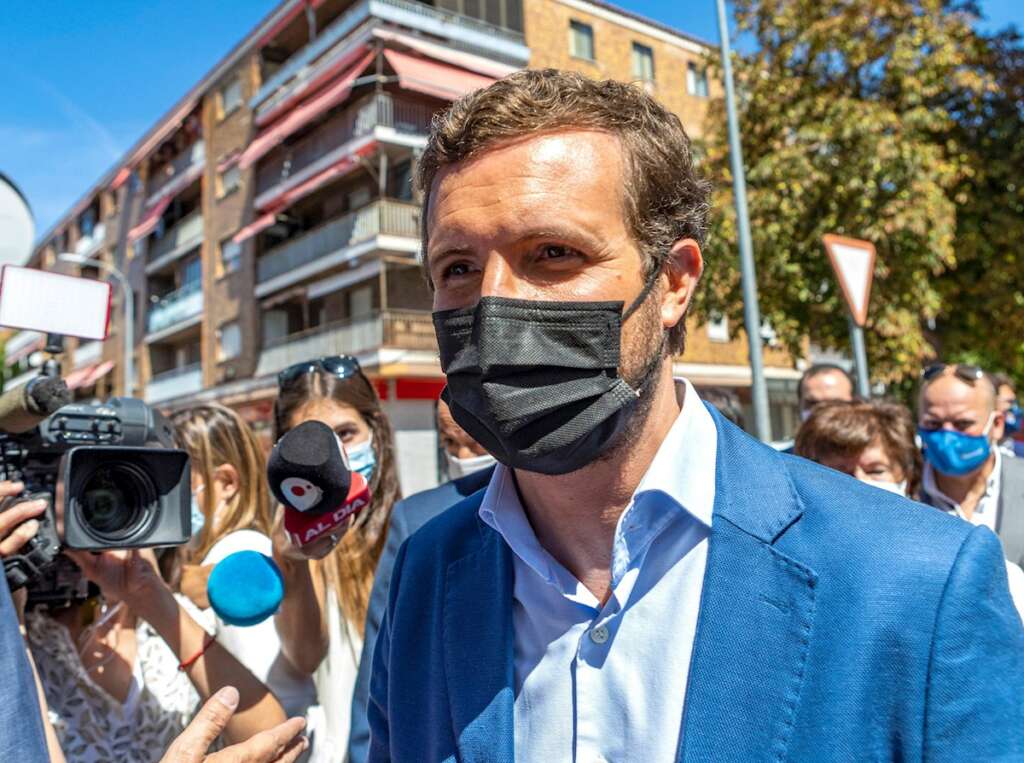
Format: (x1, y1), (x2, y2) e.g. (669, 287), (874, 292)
(696, 0), (999, 383)
(930, 30), (1024, 384)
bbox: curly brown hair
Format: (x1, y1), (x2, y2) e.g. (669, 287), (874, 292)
(415, 68), (712, 353)
(795, 399), (923, 498)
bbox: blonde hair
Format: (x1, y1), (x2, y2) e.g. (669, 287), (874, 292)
(172, 403), (273, 561)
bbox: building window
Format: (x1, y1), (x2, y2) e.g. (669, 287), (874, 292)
(632, 42), (655, 82)
(218, 165), (240, 198)
(220, 237), (241, 275)
(707, 314), (729, 343)
(687, 62), (709, 97)
(569, 20), (595, 61)
(218, 77), (242, 119)
(218, 322), (241, 361)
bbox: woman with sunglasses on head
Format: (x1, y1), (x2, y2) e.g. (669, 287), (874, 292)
(270, 356), (401, 760)
(171, 404), (318, 737)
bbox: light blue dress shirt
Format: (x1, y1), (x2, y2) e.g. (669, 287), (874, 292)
(479, 379), (717, 763)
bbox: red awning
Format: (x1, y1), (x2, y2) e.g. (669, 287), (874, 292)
(233, 212), (278, 245)
(239, 49), (376, 170)
(373, 29), (518, 79)
(256, 139), (377, 212)
(66, 360), (115, 390)
(128, 195), (172, 242)
(110, 166), (132, 191)
(383, 49), (495, 101)
(256, 44), (379, 127)
(83, 360), (115, 388)
(218, 151), (240, 173)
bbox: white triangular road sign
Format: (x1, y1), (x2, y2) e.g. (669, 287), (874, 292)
(823, 234), (876, 326)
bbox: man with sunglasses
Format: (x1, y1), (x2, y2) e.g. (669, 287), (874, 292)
(367, 70), (1024, 763)
(919, 364), (1024, 566)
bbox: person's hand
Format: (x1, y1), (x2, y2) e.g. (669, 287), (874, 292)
(0, 481), (47, 559)
(160, 686), (308, 763)
(65, 547), (165, 606)
(181, 564), (213, 609)
(271, 505), (350, 562)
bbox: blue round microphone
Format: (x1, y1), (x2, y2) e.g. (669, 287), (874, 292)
(207, 551), (285, 626)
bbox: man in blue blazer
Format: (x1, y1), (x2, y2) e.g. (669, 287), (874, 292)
(368, 69), (1024, 762)
(348, 400), (495, 762)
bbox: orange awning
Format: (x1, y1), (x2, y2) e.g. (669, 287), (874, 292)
(83, 360), (115, 388)
(128, 195), (171, 242)
(383, 49), (494, 101)
(238, 49), (376, 170)
(110, 166), (132, 191)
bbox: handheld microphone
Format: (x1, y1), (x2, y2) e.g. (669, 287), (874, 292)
(267, 420), (371, 550)
(0, 375), (71, 434)
(207, 551), (284, 626)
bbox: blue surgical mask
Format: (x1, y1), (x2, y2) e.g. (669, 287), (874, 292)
(919, 415), (994, 477)
(1006, 404), (1022, 437)
(346, 434), (376, 483)
(190, 494), (206, 537)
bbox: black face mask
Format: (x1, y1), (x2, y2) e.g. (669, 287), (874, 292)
(433, 273), (661, 475)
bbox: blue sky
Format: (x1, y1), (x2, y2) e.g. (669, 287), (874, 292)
(2, 0), (1020, 237)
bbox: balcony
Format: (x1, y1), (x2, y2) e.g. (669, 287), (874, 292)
(73, 340), (103, 368)
(147, 281), (203, 338)
(252, 0), (529, 112)
(256, 199), (419, 293)
(256, 309), (436, 376)
(146, 211), (204, 272)
(74, 222), (107, 259)
(146, 140), (206, 205)
(255, 93), (432, 197)
(145, 363), (203, 404)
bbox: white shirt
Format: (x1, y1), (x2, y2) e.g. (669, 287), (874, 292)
(199, 530), (317, 721)
(479, 379), (716, 763)
(922, 450), (1002, 531)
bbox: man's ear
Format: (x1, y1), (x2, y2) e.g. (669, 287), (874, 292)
(660, 239), (703, 332)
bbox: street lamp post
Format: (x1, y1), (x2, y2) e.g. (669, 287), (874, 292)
(58, 253), (133, 396)
(714, 0), (772, 442)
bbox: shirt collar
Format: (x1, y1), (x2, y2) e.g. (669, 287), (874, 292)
(478, 378), (717, 595)
(922, 448), (1002, 514)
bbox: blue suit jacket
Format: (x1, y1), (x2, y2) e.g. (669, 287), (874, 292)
(368, 408), (1024, 762)
(0, 579), (48, 763)
(349, 466), (496, 763)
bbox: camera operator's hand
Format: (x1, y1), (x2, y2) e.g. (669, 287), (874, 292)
(64, 547), (164, 606)
(160, 687), (307, 763)
(0, 481), (47, 558)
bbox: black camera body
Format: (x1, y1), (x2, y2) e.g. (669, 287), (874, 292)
(1, 397), (191, 607)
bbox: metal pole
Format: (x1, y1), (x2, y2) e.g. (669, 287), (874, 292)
(715, 0), (772, 441)
(848, 317), (871, 398)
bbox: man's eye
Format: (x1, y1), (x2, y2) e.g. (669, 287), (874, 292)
(442, 262), (474, 280)
(539, 245), (581, 261)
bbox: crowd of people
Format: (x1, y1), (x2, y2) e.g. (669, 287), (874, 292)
(1, 68), (1022, 762)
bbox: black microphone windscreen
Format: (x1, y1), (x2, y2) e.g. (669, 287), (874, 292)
(268, 420), (352, 515)
(26, 375), (71, 416)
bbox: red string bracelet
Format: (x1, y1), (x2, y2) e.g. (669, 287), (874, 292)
(178, 633), (216, 672)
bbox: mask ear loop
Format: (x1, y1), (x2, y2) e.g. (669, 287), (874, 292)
(982, 410), (997, 437)
(621, 256), (665, 322)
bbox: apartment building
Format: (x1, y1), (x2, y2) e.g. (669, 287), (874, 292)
(8, 0), (802, 494)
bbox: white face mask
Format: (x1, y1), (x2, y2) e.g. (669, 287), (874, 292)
(445, 451), (496, 480)
(860, 478), (908, 497)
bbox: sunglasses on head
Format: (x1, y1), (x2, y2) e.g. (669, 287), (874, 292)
(278, 355), (364, 389)
(922, 363), (987, 385)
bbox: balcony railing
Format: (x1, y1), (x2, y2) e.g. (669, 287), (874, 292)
(256, 309), (436, 376)
(257, 199), (419, 284)
(146, 140), (206, 203)
(147, 211), (204, 267)
(147, 281), (203, 336)
(73, 340), (103, 368)
(255, 93), (432, 196)
(251, 0), (528, 110)
(145, 363), (203, 404)
(74, 222), (107, 259)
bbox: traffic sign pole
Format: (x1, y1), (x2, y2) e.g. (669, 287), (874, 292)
(822, 234), (877, 399)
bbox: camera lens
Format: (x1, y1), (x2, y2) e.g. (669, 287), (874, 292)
(79, 463), (155, 541)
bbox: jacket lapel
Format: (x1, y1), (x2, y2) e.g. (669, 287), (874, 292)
(443, 516), (516, 763)
(679, 409), (818, 762)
